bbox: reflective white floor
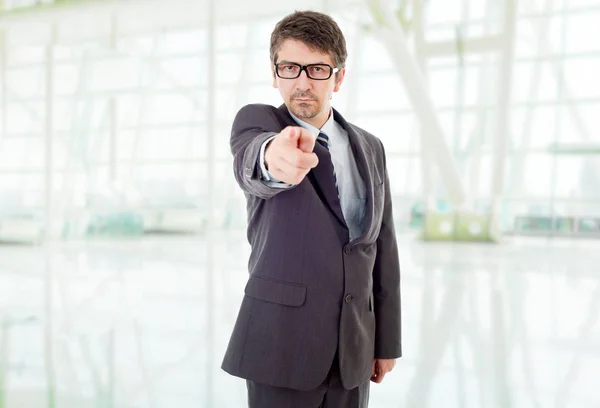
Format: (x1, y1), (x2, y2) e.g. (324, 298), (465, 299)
(0, 232), (599, 408)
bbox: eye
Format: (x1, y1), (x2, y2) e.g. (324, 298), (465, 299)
(283, 65), (296, 70)
(312, 66), (323, 72)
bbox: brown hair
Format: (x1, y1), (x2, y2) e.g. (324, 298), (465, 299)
(270, 10), (348, 70)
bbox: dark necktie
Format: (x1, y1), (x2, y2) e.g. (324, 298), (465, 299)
(317, 132), (339, 198)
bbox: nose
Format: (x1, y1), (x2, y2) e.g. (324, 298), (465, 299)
(295, 68), (312, 88)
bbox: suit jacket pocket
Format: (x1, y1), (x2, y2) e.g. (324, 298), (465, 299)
(244, 275), (307, 307)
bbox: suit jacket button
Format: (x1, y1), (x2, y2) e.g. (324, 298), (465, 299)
(344, 247), (352, 254)
(345, 294), (353, 304)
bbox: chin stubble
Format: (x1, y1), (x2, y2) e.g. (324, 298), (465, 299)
(290, 97), (320, 119)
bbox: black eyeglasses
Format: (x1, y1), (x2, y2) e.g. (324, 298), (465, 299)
(274, 62), (340, 80)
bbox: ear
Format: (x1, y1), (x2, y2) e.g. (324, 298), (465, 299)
(333, 68), (346, 92)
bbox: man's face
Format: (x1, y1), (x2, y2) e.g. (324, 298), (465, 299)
(272, 39), (345, 127)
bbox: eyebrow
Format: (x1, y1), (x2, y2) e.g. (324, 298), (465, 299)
(277, 60), (329, 65)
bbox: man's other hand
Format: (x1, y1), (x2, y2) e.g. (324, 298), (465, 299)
(371, 358), (396, 384)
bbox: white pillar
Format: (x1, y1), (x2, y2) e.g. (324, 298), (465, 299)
(491, 0), (517, 216)
(109, 14), (118, 184)
(205, 0), (216, 407)
(0, 28), (6, 143)
(45, 25), (57, 241)
(109, 98), (117, 183)
(412, 0), (435, 212)
(368, 0), (466, 207)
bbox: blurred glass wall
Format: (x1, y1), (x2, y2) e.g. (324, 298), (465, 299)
(0, 0), (599, 407)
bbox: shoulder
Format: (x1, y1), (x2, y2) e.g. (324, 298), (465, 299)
(232, 103), (285, 132)
(333, 108), (384, 153)
(346, 121), (386, 155)
(236, 103), (278, 115)
(232, 103), (288, 132)
(341, 120), (389, 172)
(234, 103), (282, 122)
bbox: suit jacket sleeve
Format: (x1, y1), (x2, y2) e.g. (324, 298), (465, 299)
(373, 140), (402, 359)
(230, 104), (297, 200)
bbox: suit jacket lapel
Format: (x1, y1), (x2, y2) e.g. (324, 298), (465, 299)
(332, 108), (377, 244)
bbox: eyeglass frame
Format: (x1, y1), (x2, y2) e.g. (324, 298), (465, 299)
(273, 62), (340, 80)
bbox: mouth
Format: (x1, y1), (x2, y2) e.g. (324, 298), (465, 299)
(295, 99), (315, 103)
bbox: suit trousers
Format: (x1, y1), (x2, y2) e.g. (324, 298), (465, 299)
(246, 351), (370, 408)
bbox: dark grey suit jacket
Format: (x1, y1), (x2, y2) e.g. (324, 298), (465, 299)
(221, 103), (402, 391)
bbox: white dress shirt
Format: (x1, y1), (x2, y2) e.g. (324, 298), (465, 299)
(258, 109), (367, 241)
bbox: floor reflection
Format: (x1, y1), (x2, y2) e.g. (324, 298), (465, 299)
(0, 233), (598, 407)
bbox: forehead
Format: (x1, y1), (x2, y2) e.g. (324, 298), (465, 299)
(276, 39), (334, 65)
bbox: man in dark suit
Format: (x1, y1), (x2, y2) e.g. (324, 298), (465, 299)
(222, 10), (402, 408)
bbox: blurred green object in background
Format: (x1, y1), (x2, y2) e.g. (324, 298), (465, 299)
(422, 211), (494, 242)
(85, 212), (144, 238)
